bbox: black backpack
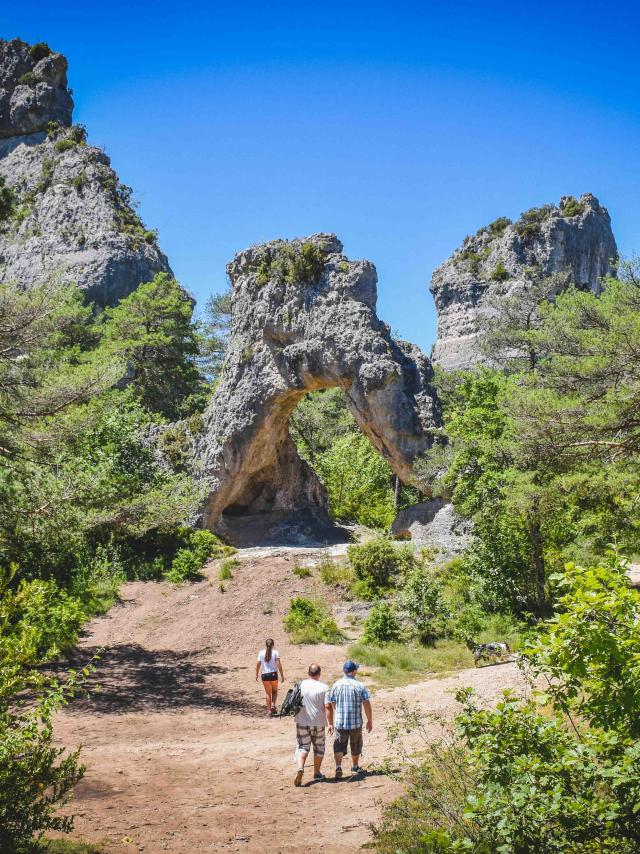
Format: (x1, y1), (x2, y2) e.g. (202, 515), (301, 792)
(279, 680), (303, 717)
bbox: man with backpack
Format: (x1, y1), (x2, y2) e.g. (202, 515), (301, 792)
(291, 663), (331, 787)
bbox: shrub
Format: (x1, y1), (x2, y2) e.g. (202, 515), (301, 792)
(68, 124), (87, 144)
(486, 216), (511, 237)
(561, 195), (584, 217)
(490, 261), (509, 282)
(17, 71), (38, 86)
(347, 538), (411, 598)
(0, 177), (15, 222)
(399, 563), (450, 644)
(163, 548), (202, 583)
(514, 204), (554, 238)
(318, 556), (354, 587)
(54, 139), (77, 154)
(46, 120), (62, 139)
(36, 158), (55, 193)
(219, 558), (239, 581)
(283, 597), (343, 644)
(255, 241), (327, 287)
(0, 683), (85, 853)
(363, 602), (401, 643)
(29, 42), (52, 61)
(143, 229), (158, 244)
(292, 564), (311, 578)
(10, 580), (85, 659)
(71, 171), (87, 192)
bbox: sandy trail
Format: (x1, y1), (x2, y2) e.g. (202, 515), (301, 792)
(53, 548), (526, 853)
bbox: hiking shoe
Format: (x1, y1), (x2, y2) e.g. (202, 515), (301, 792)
(351, 766), (364, 774)
(270, 707), (278, 716)
(294, 769), (304, 787)
(335, 767), (343, 779)
(313, 773), (326, 781)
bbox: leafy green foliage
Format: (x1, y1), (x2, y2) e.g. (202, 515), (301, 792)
(347, 538), (411, 597)
(292, 564), (311, 578)
(514, 203), (554, 238)
(283, 597), (343, 644)
(362, 601), (401, 643)
(255, 241), (327, 287)
(197, 289), (232, 382)
(29, 42), (52, 61)
(315, 432), (396, 528)
(219, 558), (239, 581)
(53, 138), (77, 153)
(560, 195), (584, 217)
(400, 562), (450, 643)
(104, 274), (202, 418)
(490, 261), (508, 282)
(376, 554), (640, 853)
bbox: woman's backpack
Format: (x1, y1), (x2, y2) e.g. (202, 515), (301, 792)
(279, 681), (303, 717)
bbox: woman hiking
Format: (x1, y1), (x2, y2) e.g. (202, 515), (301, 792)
(256, 638), (285, 716)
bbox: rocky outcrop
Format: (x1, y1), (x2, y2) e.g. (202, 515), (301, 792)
(0, 38), (171, 306)
(0, 38), (73, 139)
(392, 499), (471, 556)
(195, 234), (441, 540)
(430, 194), (617, 370)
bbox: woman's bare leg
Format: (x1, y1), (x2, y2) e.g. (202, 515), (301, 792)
(261, 680), (273, 712)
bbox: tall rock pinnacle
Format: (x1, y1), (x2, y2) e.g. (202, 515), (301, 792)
(0, 38), (172, 306)
(429, 194), (617, 370)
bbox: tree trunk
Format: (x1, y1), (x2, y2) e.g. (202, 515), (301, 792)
(529, 512), (547, 615)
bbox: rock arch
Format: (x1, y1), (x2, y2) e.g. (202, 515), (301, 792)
(195, 234), (441, 543)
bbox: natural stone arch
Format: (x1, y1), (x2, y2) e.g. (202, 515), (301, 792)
(195, 234), (441, 543)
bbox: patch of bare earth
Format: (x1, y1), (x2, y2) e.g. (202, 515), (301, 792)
(53, 549), (527, 853)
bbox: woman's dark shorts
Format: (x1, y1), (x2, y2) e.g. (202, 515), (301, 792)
(333, 726), (363, 756)
(261, 672), (278, 682)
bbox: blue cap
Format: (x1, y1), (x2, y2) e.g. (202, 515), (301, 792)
(343, 660), (359, 673)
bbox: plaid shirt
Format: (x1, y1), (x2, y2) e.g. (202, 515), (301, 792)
(328, 675), (370, 730)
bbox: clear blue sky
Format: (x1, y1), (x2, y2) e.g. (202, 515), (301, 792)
(3, 1), (639, 352)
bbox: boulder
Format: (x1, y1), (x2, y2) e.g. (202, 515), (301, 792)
(392, 499), (471, 556)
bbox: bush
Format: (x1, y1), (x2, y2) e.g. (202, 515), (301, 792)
(347, 538), (411, 598)
(29, 42), (52, 62)
(163, 548), (202, 583)
(514, 204), (554, 238)
(54, 139), (77, 153)
(318, 556), (354, 587)
(490, 261), (509, 282)
(163, 529), (233, 583)
(486, 216), (511, 237)
(71, 171), (87, 192)
(219, 558), (239, 581)
(363, 602), (401, 643)
(283, 597), (343, 644)
(0, 683), (85, 853)
(561, 195), (584, 217)
(17, 71), (38, 86)
(292, 564), (311, 578)
(399, 563), (450, 644)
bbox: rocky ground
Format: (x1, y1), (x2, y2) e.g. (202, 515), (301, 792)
(53, 547), (527, 854)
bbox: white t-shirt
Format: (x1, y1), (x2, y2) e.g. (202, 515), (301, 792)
(257, 649), (280, 675)
(295, 678), (330, 726)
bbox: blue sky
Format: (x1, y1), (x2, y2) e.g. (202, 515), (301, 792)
(2, 1), (639, 352)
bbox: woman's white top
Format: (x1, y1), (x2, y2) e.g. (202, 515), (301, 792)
(257, 648), (280, 674)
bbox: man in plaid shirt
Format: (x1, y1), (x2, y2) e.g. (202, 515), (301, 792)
(327, 660), (373, 778)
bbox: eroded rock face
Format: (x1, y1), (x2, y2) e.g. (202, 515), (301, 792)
(392, 499), (471, 557)
(0, 39), (73, 139)
(430, 194), (617, 370)
(196, 234), (441, 538)
(0, 39), (172, 306)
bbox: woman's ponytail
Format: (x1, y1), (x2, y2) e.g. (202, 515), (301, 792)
(264, 637), (274, 662)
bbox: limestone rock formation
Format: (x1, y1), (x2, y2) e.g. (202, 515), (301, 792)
(391, 499), (471, 557)
(430, 194), (617, 370)
(196, 234), (441, 542)
(0, 38), (171, 306)
(0, 38), (73, 139)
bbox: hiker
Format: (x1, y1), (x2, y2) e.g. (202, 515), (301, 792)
(293, 663), (331, 787)
(255, 638), (285, 716)
(327, 659), (372, 778)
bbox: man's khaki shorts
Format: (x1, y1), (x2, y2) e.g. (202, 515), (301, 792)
(295, 724), (326, 756)
(333, 726), (363, 757)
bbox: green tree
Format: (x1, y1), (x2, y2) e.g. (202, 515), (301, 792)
(104, 273), (202, 418)
(197, 288), (232, 383)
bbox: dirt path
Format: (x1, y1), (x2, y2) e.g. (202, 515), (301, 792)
(53, 548), (527, 853)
